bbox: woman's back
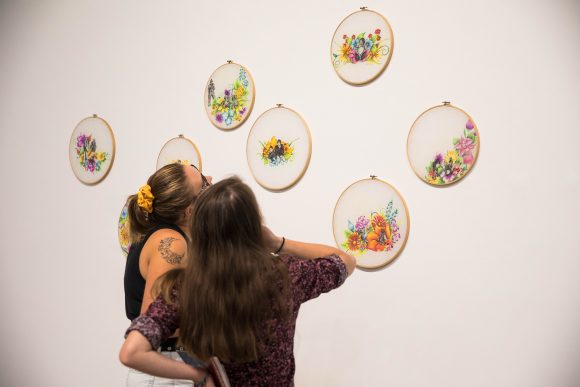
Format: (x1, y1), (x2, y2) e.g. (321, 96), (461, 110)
(128, 253), (348, 386)
(223, 254), (348, 385)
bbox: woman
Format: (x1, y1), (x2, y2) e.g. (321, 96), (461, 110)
(120, 176), (356, 386)
(124, 162), (212, 386)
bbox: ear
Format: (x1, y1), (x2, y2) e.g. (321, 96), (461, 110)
(185, 203), (193, 219)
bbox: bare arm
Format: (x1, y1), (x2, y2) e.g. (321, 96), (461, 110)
(263, 226), (356, 276)
(120, 331), (213, 386)
(140, 230), (187, 314)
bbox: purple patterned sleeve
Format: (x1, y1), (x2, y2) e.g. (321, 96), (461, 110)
(125, 288), (180, 350)
(285, 254), (348, 305)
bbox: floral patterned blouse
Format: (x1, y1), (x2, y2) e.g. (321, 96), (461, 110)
(126, 254), (348, 386)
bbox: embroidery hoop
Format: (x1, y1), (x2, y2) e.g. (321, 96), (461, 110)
(204, 60), (256, 130)
(156, 134), (202, 171)
(330, 7), (394, 85)
(118, 199), (130, 257)
(245, 104), (312, 191)
(332, 176), (410, 271)
(68, 114), (116, 185)
(407, 102), (480, 186)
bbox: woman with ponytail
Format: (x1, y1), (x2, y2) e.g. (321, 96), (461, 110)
(123, 163), (212, 387)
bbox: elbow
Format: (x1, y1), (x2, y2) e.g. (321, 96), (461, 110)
(119, 344), (136, 368)
(346, 254), (356, 275)
(120, 330), (154, 369)
(337, 251), (356, 276)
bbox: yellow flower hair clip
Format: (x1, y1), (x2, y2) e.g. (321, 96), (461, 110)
(137, 184), (154, 213)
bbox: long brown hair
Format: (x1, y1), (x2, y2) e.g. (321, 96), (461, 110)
(176, 176), (289, 362)
(127, 163), (194, 243)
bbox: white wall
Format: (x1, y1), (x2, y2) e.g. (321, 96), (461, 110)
(1, 0), (579, 386)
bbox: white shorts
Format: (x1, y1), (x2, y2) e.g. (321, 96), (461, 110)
(126, 351), (193, 387)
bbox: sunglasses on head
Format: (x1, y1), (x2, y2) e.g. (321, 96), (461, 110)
(190, 164), (210, 192)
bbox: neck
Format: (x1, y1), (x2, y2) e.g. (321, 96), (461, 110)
(177, 223), (190, 239)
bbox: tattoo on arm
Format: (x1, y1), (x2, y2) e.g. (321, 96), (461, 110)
(158, 237), (184, 265)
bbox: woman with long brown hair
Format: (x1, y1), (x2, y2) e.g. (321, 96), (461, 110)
(123, 162), (212, 386)
(120, 176), (356, 386)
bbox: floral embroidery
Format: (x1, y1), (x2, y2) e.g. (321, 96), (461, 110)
(118, 205), (130, 254)
(342, 201), (401, 255)
(170, 159), (191, 166)
(75, 133), (109, 173)
(333, 29), (389, 66)
(425, 119), (478, 184)
(209, 68), (249, 126)
(259, 136), (297, 166)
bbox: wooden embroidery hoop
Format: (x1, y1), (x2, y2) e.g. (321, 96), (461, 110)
(332, 176), (410, 271)
(246, 104), (312, 191)
(156, 134), (203, 171)
(406, 101), (481, 187)
(330, 7), (395, 85)
(69, 114), (116, 185)
(204, 60), (256, 130)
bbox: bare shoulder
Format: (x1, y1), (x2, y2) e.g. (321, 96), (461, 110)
(145, 228), (187, 265)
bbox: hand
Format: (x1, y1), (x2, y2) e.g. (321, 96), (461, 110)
(193, 372), (214, 387)
(261, 225), (282, 252)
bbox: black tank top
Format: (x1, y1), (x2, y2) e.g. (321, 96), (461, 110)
(124, 224), (187, 320)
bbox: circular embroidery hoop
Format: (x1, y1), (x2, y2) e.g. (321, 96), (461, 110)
(330, 8), (394, 85)
(118, 199), (130, 256)
(246, 105), (312, 191)
(407, 102), (480, 186)
(204, 61), (255, 130)
(69, 114), (115, 185)
(156, 135), (202, 171)
(333, 177), (410, 270)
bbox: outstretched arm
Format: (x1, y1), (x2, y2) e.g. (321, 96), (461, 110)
(263, 226), (356, 276)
